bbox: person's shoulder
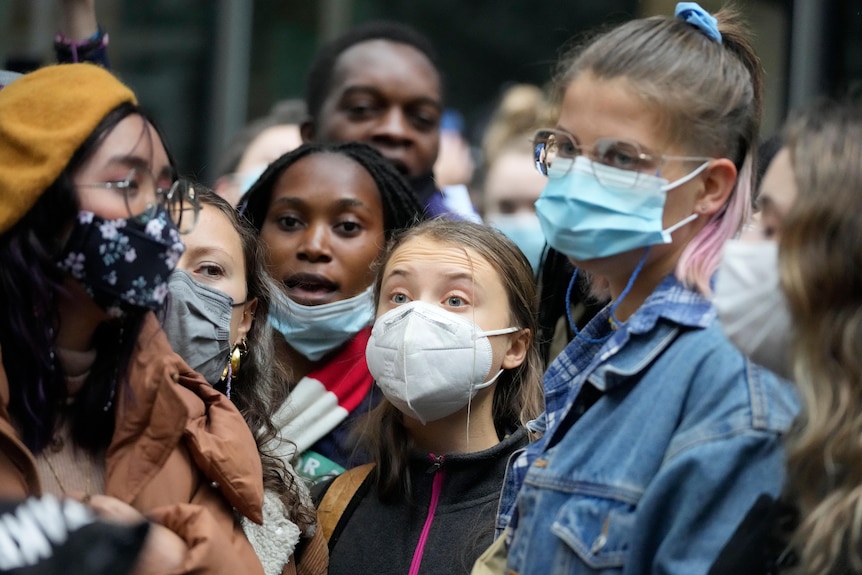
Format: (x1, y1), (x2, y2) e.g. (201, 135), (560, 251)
(741, 359), (799, 433)
(310, 475), (335, 506)
(671, 317), (754, 372)
(678, 324), (799, 435)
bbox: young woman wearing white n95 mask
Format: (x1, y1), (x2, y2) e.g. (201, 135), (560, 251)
(712, 136), (796, 381)
(709, 97), (862, 575)
(312, 218), (544, 575)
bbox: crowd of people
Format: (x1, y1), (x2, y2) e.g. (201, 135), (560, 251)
(0, 1), (860, 574)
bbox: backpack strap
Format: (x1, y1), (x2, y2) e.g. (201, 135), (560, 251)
(316, 463), (376, 543)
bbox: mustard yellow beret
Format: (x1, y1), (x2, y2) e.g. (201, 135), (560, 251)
(0, 63), (137, 233)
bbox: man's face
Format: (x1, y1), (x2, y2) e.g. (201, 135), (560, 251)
(307, 39), (443, 179)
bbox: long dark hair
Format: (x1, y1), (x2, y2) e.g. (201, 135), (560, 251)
(192, 188), (316, 531)
(0, 102), (167, 455)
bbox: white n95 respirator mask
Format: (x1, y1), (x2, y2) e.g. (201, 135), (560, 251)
(365, 301), (519, 424)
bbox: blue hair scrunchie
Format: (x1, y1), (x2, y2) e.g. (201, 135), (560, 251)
(675, 2), (722, 44)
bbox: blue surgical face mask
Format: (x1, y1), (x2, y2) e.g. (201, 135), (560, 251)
(487, 212), (545, 273)
(269, 285), (375, 361)
(535, 156), (706, 261)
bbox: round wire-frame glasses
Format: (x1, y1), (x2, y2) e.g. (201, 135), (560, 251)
(533, 129), (712, 187)
(79, 168), (200, 233)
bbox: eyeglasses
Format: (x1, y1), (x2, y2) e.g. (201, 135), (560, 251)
(532, 129), (712, 187)
(162, 179), (201, 234)
(78, 168), (200, 233)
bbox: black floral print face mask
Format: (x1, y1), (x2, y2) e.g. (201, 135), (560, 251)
(56, 206), (185, 317)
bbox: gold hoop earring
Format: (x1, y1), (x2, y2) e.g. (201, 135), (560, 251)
(222, 338), (248, 380)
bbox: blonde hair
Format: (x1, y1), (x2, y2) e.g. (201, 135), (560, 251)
(481, 83), (555, 167)
(779, 97), (862, 575)
(556, 4), (761, 295)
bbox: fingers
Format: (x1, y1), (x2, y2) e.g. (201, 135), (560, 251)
(84, 494), (146, 525)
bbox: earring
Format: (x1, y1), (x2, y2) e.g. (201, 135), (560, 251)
(222, 338), (248, 380)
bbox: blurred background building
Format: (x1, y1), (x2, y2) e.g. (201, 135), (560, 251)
(1, 0), (859, 182)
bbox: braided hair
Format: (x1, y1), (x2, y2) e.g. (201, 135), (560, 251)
(304, 20), (443, 126)
(240, 141), (427, 238)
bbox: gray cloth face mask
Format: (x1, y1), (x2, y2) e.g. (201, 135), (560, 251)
(162, 269), (235, 384)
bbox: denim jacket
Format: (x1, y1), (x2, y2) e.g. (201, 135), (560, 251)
(497, 275), (799, 575)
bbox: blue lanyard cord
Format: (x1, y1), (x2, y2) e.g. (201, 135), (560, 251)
(565, 268), (609, 344)
(565, 247), (651, 343)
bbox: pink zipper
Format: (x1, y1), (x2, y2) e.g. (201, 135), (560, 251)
(409, 454), (445, 575)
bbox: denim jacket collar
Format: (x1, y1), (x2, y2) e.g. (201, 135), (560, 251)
(557, 274), (714, 395)
(498, 273), (798, 572)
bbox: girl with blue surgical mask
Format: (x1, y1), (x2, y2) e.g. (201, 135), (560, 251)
(495, 4), (799, 574)
(241, 142), (426, 484)
(483, 143), (548, 274)
(709, 98), (862, 575)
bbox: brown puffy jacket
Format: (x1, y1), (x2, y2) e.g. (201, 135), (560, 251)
(0, 313), (267, 574)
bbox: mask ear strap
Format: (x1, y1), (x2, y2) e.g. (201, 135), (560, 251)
(473, 368), (505, 391)
(661, 160), (710, 192)
(481, 326), (521, 337)
(663, 212), (699, 235)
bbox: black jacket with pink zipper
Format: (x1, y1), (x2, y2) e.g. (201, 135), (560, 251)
(314, 428), (527, 575)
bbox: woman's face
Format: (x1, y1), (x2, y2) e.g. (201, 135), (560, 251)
(259, 152), (386, 306)
(483, 149), (546, 218)
(377, 234), (527, 380)
(176, 203), (255, 345)
(554, 73), (710, 277)
(73, 114), (174, 220)
(755, 147), (797, 241)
